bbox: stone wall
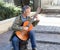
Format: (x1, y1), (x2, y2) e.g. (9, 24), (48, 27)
(0, 17), (15, 34)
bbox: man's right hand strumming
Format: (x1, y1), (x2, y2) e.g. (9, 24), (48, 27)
(23, 27), (28, 31)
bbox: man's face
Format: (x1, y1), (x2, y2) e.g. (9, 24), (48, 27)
(24, 7), (31, 16)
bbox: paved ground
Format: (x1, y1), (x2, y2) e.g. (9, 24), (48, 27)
(0, 31), (60, 50)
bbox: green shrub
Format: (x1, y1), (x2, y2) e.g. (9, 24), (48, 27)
(0, 2), (21, 21)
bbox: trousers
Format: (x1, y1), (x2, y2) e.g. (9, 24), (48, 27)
(11, 30), (36, 50)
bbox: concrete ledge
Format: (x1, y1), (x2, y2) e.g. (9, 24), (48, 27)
(0, 17), (16, 34)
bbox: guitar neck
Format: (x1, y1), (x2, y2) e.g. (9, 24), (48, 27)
(30, 12), (38, 23)
(28, 7), (41, 27)
(27, 12), (39, 27)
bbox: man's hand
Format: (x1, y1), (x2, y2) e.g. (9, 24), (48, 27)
(36, 17), (40, 21)
(23, 27), (28, 30)
(34, 15), (40, 21)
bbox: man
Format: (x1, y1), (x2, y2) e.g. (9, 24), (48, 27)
(10, 5), (40, 50)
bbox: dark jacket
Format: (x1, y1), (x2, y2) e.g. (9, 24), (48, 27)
(10, 15), (39, 41)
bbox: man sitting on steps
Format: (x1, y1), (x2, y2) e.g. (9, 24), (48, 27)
(10, 5), (41, 50)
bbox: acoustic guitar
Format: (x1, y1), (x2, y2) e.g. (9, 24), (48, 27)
(15, 21), (33, 41)
(15, 7), (41, 41)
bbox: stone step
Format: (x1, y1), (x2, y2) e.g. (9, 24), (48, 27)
(33, 25), (60, 33)
(42, 9), (60, 13)
(35, 32), (60, 45)
(0, 31), (60, 50)
(28, 42), (60, 50)
(1, 42), (60, 50)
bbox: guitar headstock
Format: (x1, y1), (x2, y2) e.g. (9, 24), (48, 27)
(36, 7), (42, 14)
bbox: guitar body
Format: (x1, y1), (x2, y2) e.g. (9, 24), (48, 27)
(15, 21), (33, 41)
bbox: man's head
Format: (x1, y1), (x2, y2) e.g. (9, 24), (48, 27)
(22, 5), (31, 16)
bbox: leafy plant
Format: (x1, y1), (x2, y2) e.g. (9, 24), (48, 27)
(0, 2), (21, 21)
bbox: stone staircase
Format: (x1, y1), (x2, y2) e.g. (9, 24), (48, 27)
(28, 25), (60, 50)
(0, 25), (60, 50)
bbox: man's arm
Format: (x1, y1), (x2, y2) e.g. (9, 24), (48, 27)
(27, 16), (39, 27)
(12, 16), (23, 31)
(29, 7), (41, 26)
